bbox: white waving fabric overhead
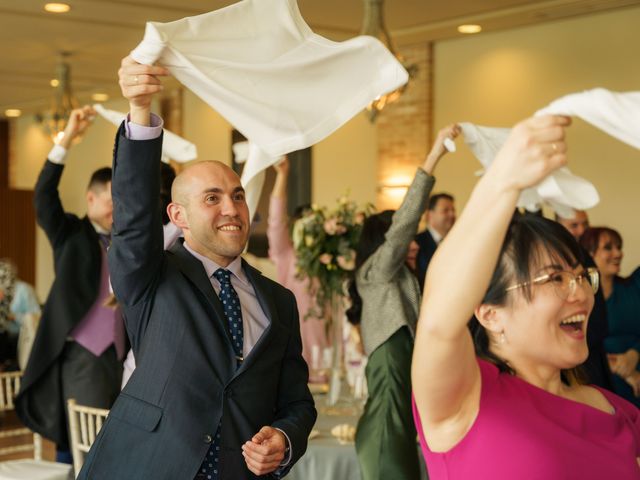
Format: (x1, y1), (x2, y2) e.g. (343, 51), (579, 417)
(457, 89), (640, 217)
(129, 0), (409, 218)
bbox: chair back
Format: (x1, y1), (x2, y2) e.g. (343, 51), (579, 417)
(67, 398), (109, 476)
(0, 370), (42, 460)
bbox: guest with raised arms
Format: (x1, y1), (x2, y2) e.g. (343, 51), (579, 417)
(77, 56), (316, 480)
(412, 115), (640, 480)
(347, 124), (459, 480)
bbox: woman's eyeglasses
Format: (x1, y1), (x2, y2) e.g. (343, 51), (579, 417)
(505, 267), (599, 300)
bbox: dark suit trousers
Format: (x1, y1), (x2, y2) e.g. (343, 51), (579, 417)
(60, 341), (122, 454)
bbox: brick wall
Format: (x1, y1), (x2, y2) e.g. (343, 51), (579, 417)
(376, 42), (433, 210)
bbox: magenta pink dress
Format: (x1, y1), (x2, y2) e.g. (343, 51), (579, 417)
(413, 359), (640, 479)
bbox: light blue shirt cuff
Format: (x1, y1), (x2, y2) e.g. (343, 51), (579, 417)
(47, 144), (67, 164)
(275, 428), (292, 467)
(125, 113), (163, 140)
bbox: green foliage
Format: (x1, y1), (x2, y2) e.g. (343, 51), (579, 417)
(293, 195), (373, 315)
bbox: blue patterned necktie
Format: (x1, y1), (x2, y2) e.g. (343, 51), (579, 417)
(197, 268), (244, 480)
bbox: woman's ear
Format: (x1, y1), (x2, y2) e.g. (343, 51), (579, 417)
(474, 304), (503, 335)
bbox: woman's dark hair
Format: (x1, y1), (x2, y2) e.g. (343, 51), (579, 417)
(346, 210), (395, 325)
(579, 227), (623, 257)
(469, 212), (587, 380)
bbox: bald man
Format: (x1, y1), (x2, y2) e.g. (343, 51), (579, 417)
(555, 209), (590, 240)
(77, 57), (316, 480)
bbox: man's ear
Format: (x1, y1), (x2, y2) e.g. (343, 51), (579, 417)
(474, 304), (503, 335)
(167, 202), (189, 230)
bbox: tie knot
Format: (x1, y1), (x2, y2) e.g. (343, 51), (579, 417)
(98, 233), (111, 249)
(213, 268), (232, 285)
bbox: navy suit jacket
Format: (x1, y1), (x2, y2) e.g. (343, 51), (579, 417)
(415, 229), (438, 289)
(78, 126), (316, 479)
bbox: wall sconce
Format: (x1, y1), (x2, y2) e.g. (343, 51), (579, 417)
(377, 173), (412, 208)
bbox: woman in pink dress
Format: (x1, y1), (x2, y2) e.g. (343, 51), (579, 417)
(268, 157), (327, 368)
(411, 115), (640, 479)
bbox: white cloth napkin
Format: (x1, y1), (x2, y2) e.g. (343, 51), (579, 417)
(94, 104), (197, 164)
(129, 0), (408, 217)
(456, 89), (640, 215)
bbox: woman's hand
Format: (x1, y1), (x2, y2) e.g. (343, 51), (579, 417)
(623, 371), (640, 397)
(487, 115), (571, 194)
(423, 124), (461, 174)
(609, 349), (640, 378)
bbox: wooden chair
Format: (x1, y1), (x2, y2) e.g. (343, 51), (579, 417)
(66, 399), (109, 478)
(0, 371), (71, 480)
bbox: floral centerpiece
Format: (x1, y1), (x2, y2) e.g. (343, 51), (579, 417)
(292, 196), (370, 315)
(292, 195), (371, 404)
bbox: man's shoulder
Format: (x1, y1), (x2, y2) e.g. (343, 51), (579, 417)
(416, 229), (436, 246)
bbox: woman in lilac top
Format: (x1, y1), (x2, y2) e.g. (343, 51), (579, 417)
(411, 115), (640, 480)
(268, 157), (327, 367)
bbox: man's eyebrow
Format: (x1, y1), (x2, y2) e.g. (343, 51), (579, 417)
(201, 186), (245, 194)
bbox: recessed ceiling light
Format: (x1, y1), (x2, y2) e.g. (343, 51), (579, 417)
(92, 93), (109, 102)
(458, 24), (482, 34)
(50, 78), (60, 87)
(5, 109), (22, 118)
(44, 3), (71, 13)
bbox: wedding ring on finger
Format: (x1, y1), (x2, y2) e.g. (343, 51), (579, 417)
(134, 75), (139, 85)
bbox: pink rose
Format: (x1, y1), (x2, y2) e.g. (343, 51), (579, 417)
(319, 253), (333, 265)
(324, 218), (338, 235)
(336, 255), (355, 271)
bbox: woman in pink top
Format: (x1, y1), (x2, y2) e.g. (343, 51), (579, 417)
(268, 157), (327, 367)
(411, 115), (640, 479)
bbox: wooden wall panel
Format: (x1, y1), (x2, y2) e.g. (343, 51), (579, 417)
(0, 120), (36, 285)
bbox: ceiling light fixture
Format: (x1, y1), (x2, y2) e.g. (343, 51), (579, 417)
(360, 0), (418, 122)
(36, 52), (79, 142)
(5, 109), (22, 118)
(50, 78), (60, 87)
(91, 93), (109, 102)
(458, 24), (482, 34)
(44, 3), (71, 13)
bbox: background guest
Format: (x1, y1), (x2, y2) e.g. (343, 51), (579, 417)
(268, 156), (327, 369)
(581, 226), (640, 405)
(348, 124), (459, 480)
(415, 192), (456, 288)
(16, 106), (125, 469)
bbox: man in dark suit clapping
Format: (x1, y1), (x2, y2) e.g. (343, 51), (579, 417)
(77, 56), (316, 480)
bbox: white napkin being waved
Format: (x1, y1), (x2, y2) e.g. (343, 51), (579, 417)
(456, 89), (640, 217)
(129, 0), (408, 218)
(94, 104), (197, 164)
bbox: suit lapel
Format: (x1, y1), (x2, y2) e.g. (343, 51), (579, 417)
(234, 260), (278, 377)
(169, 242), (236, 356)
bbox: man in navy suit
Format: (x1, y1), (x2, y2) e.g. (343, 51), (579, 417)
(415, 193), (456, 288)
(78, 56), (316, 480)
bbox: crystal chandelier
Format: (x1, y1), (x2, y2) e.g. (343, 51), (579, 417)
(35, 52), (78, 143)
(361, 0), (418, 121)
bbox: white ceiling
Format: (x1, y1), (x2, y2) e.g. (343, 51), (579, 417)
(1, 0), (639, 114)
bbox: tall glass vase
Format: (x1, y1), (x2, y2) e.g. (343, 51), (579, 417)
(327, 292), (344, 406)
